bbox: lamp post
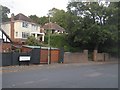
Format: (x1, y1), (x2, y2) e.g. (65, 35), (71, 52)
(48, 13), (51, 64)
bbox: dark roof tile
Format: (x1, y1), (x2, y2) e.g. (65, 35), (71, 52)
(42, 22), (65, 31)
(14, 13), (33, 22)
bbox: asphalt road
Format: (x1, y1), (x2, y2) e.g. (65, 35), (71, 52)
(2, 62), (118, 88)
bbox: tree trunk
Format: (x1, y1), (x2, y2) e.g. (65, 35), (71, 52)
(94, 44), (99, 50)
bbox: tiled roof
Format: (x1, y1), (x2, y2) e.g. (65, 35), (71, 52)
(14, 13), (33, 22)
(42, 22), (65, 31)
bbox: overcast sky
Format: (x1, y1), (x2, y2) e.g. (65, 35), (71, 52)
(0, 0), (69, 17)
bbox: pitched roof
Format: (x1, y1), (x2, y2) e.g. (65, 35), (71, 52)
(14, 13), (33, 22)
(42, 22), (65, 31)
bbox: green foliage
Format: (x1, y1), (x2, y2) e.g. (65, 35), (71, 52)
(39, 16), (49, 25)
(1, 5), (10, 22)
(29, 15), (48, 25)
(44, 34), (83, 52)
(49, 8), (69, 30)
(44, 34), (66, 48)
(66, 2), (118, 51)
(27, 2), (119, 54)
(29, 15), (39, 23)
(25, 36), (40, 46)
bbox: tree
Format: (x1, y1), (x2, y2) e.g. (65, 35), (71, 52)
(29, 15), (48, 26)
(67, 2), (118, 50)
(1, 5), (10, 22)
(39, 16), (49, 26)
(29, 15), (39, 23)
(48, 8), (70, 30)
(25, 36), (40, 46)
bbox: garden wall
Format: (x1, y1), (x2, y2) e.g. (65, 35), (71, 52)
(64, 50), (88, 63)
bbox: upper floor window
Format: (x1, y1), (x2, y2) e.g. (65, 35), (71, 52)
(31, 24), (38, 30)
(22, 22), (28, 28)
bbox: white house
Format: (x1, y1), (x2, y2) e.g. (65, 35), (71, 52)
(1, 13), (44, 44)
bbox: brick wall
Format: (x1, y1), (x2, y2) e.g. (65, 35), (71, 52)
(0, 43), (12, 52)
(21, 46), (32, 53)
(64, 50), (88, 63)
(93, 50), (109, 61)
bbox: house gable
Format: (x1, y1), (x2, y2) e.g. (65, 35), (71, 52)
(0, 28), (12, 52)
(0, 28), (12, 43)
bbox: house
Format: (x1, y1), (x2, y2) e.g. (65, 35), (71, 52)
(0, 28), (12, 52)
(1, 13), (45, 45)
(42, 22), (65, 34)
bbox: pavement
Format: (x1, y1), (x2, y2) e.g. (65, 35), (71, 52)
(1, 60), (118, 73)
(1, 60), (118, 88)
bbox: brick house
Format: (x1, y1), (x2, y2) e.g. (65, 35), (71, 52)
(0, 28), (12, 52)
(1, 13), (45, 45)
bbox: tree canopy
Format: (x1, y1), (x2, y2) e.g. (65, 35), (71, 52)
(1, 5), (10, 22)
(29, 2), (118, 53)
(66, 2), (118, 50)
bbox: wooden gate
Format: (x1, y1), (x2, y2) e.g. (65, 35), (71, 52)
(51, 49), (60, 63)
(40, 48), (61, 64)
(40, 49), (48, 64)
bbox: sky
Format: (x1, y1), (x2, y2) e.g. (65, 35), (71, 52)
(0, 0), (119, 17)
(0, 0), (69, 17)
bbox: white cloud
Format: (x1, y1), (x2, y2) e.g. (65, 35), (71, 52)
(0, 0), (68, 17)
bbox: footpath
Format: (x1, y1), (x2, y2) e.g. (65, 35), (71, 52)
(1, 60), (118, 73)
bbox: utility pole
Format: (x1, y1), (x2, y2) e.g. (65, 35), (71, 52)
(48, 13), (51, 65)
(0, 5), (2, 29)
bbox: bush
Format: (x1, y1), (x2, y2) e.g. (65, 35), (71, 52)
(44, 34), (83, 52)
(44, 34), (67, 48)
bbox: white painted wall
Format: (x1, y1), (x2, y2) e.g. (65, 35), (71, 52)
(1, 20), (41, 39)
(1, 23), (11, 38)
(14, 21), (40, 39)
(0, 30), (10, 42)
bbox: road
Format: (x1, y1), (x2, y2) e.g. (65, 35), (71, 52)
(2, 62), (118, 88)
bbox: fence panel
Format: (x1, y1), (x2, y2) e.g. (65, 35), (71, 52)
(30, 48), (40, 64)
(2, 53), (12, 66)
(59, 48), (64, 63)
(12, 52), (20, 65)
(51, 49), (60, 63)
(40, 49), (48, 64)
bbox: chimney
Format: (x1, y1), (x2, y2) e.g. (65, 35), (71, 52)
(10, 13), (14, 41)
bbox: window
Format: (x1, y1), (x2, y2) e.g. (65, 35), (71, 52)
(22, 32), (29, 38)
(22, 22), (28, 28)
(16, 32), (18, 37)
(31, 24), (38, 30)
